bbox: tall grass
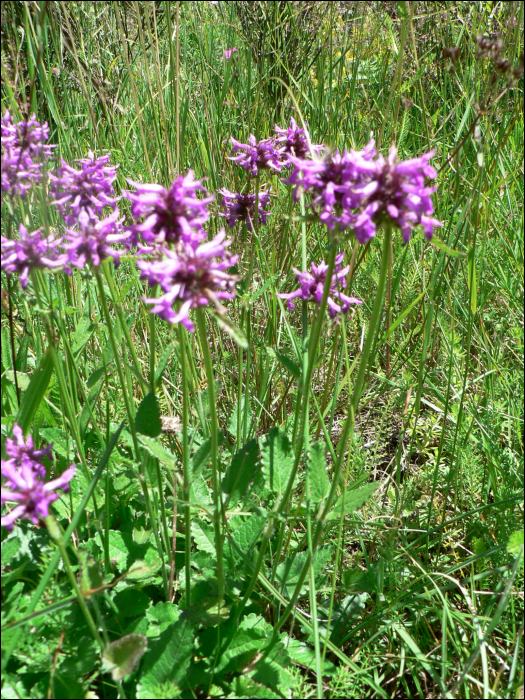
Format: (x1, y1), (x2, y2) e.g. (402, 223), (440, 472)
(1, 2), (523, 698)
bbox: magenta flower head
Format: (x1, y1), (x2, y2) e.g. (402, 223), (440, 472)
(4, 424), (52, 479)
(1, 425), (75, 532)
(1, 110), (54, 199)
(229, 135), (283, 178)
(353, 143), (442, 244)
(1, 224), (64, 289)
(278, 252), (362, 318)
(223, 47), (237, 60)
(63, 208), (129, 270)
(274, 117), (322, 162)
(137, 230), (239, 332)
(50, 151), (119, 227)
(218, 187), (271, 230)
(125, 171), (213, 248)
(284, 145), (376, 231)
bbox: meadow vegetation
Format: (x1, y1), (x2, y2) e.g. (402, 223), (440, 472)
(1, 2), (523, 698)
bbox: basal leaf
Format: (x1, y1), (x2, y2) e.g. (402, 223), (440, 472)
(102, 633), (148, 681)
(222, 439), (260, 506)
(308, 441), (330, 502)
(327, 482), (378, 521)
(135, 392), (161, 437)
(16, 347), (54, 435)
(261, 427), (293, 496)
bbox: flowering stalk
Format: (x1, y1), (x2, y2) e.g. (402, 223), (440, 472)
(196, 309), (224, 612)
(177, 322), (192, 606)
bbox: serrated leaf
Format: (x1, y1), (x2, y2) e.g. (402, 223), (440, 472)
(146, 601), (181, 636)
(326, 482), (379, 521)
(227, 515), (266, 561)
(222, 439), (260, 506)
(113, 589), (150, 618)
(192, 520), (216, 555)
(281, 635), (337, 676)
(138, 434), (176, 470)
(308, 441), (330, 502)
(135, 392), (161, 437)
(275, 546), (333, 598)
(261, 427), (294, 496)
(136, 619), (194, 698)
(266, 347), (301, 378)
(102, 633), (148, 681)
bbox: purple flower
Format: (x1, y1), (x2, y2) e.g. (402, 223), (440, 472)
(274, 117), (322, 162)
(223, 47), (237, 60)
(50, 151), (119, 227)
(218, 187), (271, 230)
(137, 230), (239, 332)
(1, 425), (75, 531)
(63, 208), (129, 270)
(353, 143), (442, 244)
(229, 135), (283, 178)
(284, 145), (376, 231)
(1, 110), (54, 199)
(125, 171), (213, 248)
(1, 224), (64, 288)
(278, 252), (362, 318)
(1, 461), (75, 532)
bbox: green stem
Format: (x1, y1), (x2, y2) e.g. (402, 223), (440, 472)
(177, 323), (192, 607)
(196, 309), (224, 609)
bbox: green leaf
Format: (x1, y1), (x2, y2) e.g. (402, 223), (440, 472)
(222, 439), (260, 506)
(136, 619), (194, 699)
(379, 290), (425, 345)
(227, 515), (266, 561)
(191, 437), (212, 475)
(308, 441), (330, 502)
(214, 614), (272, 674)
(72, 316), (96, 356)
(281, 635), (337, 676)
(146, 602), (181, 636)
(266, 347), (301, 378)
(211, 311), (249, 348)
(113, 589), (151, 618)
(192, 520), (216, 555)
(275, 546), (333, 597)
(430, 237), (466, 258)
(327, 482), (378, 521)
(468, 246), (477, 314)
(261, 427), (294, 496)
(86, 365), (108, 388)
(135, 392), (161, 437)
(16, 348), (54, 435)
(138, 434), (176, 470)
(507, 529), (524, 565)
(77, 549), (103, 596)
(102, 633), (148, 681)
(154, 341), (176, 386)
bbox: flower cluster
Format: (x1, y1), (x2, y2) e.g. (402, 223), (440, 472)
(223, 47), (237, 60)
(278, 252), (362, 318)
(285, 139), (441, 242)
(274, 117), (322, 162)
(137, 230), (238, 332)
(1, 224), (64, 288)
(50, 151), (119, 227)
(1, 425), (75, 531)
(63, 209), (129, 270)
(125, 171), (212, 248)
(229, 135), (283, 178)
(1, 110), (54, 199)
(218, 188), (271, 230)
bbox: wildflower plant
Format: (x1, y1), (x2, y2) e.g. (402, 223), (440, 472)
(1, 223), (64, 288)
(218, 187), (271, 230)
(229, 134), (283, 177)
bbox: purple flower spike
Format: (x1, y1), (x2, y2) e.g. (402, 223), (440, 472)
(1, 425), (75, 532)
(1, 224), (64, 288)
(218, 188), (271, 230)
(229, 135), (283, 178)
(1, 110), (54, 199)
(278, 252), (362, 318)
(63, 209), (129, 270)
(125, 171), (213, 248)
(274, 117), (322, 162)
(137, 230), (239, 332)
(50, 151), (119, 227)
(223, 47), (237, 60)
(353, 144), (442, 244)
